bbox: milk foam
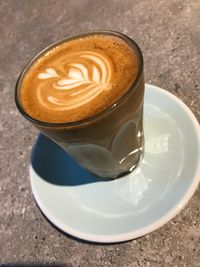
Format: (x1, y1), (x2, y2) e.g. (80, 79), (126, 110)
(37, 51), (112, 111)
(20, 34), (139, 123)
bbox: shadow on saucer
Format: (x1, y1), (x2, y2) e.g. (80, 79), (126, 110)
(31, 134), (110, 186)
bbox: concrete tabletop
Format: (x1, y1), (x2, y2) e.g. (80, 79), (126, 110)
(0, 0), (200, 266)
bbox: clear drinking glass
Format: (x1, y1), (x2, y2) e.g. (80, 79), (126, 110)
(15, 31), (144, 178)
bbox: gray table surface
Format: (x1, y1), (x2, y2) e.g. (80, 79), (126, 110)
(0, 0), (200, 266)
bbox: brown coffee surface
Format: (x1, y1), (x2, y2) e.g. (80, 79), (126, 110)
(20, 34), (139, 123)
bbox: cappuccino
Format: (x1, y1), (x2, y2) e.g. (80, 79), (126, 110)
(20, 34), (138, 123)
(16, 31), (144, 178)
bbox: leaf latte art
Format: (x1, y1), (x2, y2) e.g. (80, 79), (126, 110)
(37, 51), (112, 111)
(20, 34), (138, 123)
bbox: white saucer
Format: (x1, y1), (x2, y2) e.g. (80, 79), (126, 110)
(30, 84), (200, 243)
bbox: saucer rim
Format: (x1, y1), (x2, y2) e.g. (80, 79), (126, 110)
(30, 83), (200, 243)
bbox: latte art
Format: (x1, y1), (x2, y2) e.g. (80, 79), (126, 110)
(20, 34), (138, 123)
(37, 51), (112, 111)
(17, 32), (144, 179)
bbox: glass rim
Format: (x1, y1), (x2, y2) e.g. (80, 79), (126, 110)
(15, 30), (144, 128)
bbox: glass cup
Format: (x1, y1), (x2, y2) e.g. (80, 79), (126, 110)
(15, 31), (144, 178)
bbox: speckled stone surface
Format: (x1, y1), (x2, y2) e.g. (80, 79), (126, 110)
(0, 0), (200, 266)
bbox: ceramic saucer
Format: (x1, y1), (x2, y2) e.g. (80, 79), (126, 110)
(30, 84), (200, 243)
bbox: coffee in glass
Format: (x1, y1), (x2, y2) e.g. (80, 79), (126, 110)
(15, 31), (144, 178)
